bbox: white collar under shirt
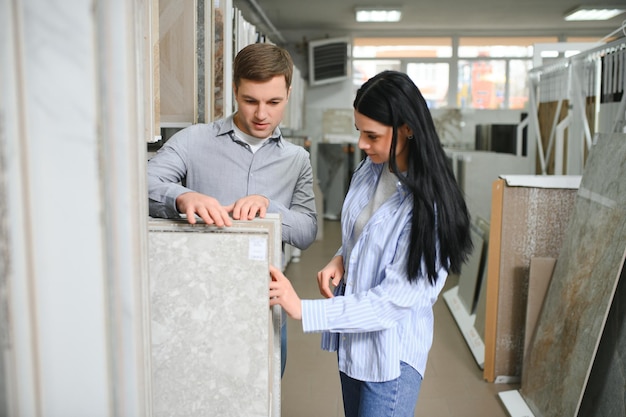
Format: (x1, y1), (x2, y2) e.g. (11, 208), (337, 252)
(233, 123), (269, 153)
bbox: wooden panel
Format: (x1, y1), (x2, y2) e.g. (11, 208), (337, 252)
(483, 179), (505, 382)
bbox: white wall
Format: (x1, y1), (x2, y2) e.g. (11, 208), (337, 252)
(303, 79), (355, 177)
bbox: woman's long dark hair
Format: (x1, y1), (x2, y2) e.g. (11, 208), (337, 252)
(354, 70), (472, 285)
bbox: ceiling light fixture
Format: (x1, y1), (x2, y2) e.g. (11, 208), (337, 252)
(355, 7), (402, 23)
(564, 5), (625, 21)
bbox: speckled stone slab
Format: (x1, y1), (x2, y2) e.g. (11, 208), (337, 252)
(148, 217), (282, 417)
(485, 176), (579, 382)
(521, 133), (626, 416)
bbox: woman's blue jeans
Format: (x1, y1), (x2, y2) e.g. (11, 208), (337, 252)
(339, 361), (423, 417)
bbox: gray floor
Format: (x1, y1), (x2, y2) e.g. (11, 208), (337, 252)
(280, 219), (518, 417)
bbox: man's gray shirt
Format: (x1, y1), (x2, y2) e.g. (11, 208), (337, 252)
(147, 115), (318, 250)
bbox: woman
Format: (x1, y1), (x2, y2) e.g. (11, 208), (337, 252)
(269, 70), (472, 417)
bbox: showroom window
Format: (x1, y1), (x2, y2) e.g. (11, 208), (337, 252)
(352, 37), (452, 106)
(352, 36), (560, 110)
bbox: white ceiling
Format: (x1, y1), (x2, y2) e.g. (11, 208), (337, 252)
(233, 0), (626, 47)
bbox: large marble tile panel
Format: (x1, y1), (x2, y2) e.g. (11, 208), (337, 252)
(578, 263), (626, 416)
(149, 219), (280, 417)
(521, 133), (626, 416)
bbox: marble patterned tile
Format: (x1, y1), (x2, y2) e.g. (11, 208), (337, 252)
(578, 263), (626, 416)
(520, 133), (626, 416)
(149, 222), (275, 417)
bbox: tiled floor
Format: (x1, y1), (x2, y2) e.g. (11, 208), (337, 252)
(280, 219), (518, 417)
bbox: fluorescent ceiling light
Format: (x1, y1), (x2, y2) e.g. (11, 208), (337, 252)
(355, 8), (402, 22)
(564, 6), (625, 21)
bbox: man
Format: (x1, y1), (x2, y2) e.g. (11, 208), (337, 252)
(148, 43), (317, 376)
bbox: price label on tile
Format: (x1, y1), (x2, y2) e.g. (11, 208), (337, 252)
(248, 237), (267, 261)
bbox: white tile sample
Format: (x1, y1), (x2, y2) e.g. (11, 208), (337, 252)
(149, 218), (280, 417)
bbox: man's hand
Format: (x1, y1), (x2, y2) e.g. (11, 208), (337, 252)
(175, 192), (232, 227)
(226, 194), (270, 221)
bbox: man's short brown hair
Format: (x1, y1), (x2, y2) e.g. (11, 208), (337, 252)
(233, 43), (293, 89)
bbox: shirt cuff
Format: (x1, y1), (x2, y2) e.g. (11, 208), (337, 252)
(301, 299), (328, 333)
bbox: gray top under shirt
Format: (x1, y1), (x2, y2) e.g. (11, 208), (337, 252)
(147, 114), (318, 250)
(354, 163), (400, 236)
(344, 163), (402, 279)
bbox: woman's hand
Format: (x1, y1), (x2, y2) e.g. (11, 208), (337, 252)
(317, 255), (344, 298)
(269, 265), (302, 320)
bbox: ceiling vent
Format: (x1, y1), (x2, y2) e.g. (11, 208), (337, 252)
(308, 37), (350, 87)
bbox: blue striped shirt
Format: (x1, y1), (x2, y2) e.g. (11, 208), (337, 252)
(301, 159), (448, 382)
